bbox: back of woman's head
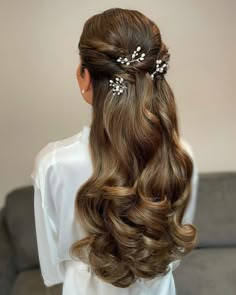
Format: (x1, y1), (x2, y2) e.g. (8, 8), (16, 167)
(71, 7), (198, 288)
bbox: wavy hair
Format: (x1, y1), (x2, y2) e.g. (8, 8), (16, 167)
(70, 7), (198, 288)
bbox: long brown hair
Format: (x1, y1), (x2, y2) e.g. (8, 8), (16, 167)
(70, 7), (198, 288)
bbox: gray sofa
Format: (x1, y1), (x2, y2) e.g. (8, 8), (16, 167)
(0, 172), (235, 295)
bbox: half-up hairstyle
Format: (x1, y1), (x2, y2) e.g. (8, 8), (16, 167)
(70, 7), (198, 288)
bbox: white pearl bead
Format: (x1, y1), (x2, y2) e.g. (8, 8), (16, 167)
(137, 46), (141, 51)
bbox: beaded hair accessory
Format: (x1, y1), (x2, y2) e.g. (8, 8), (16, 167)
(109, 77), (127, 95)
(150, 59), (168, 80)
(116, 46), (146, 65)
(109, 45), (168, 95)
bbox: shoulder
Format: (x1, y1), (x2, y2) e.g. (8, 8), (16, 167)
(31, 125), (90, 186)
(31, 141), (57, 188)
(179, 138), (199, 210)
(54, 125), (91, 169)
(180, 137), (194, 157)
(179, 137), (196, 161)
(179, 137), (199, 180)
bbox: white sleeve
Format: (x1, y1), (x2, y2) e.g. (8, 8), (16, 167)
(171, 139), (199, 272)
(31, 144), (67, 287)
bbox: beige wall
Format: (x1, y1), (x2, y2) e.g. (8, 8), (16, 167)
(0, 0), (235, 208)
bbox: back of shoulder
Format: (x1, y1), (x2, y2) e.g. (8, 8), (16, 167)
(31, 142), (57, 188)
(179, 138), (196, 161)
(179, 137), (199, 189)
(31, 130), (84, 187)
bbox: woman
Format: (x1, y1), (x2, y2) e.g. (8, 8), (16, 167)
(31, 7), (199, 295)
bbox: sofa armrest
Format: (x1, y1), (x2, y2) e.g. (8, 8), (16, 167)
(0, 207), (17, 295)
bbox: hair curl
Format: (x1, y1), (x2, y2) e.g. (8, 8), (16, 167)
(70, 7), (198, 288)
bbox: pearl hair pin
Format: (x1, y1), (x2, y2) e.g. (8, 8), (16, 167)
(150, 59), (168, 80)
(117, 46), (146, 65)
(109, 77), (128, 95)
(108, 45), (169, 95)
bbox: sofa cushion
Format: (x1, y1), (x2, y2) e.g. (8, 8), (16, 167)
(4, 186), (39, 272)
(0, 208), (16, 295)
(11, 268), (62, 295)
(195, 172), (236, 247)
(174, 247), (236, 295)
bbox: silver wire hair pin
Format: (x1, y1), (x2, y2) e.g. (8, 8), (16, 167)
(109, 76), (128, 95)
(109, 46), (169, 95)
(117, 46), (146, 65)
(150, 59), (168, 80)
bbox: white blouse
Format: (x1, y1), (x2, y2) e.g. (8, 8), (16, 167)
(30, 124), (199, 295)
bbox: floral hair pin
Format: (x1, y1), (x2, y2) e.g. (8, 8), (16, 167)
(150, 59), (168, 80)
(109, 76), (127, 95)
(108, 45), (169, 96)
(116, 46), (146, 65)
